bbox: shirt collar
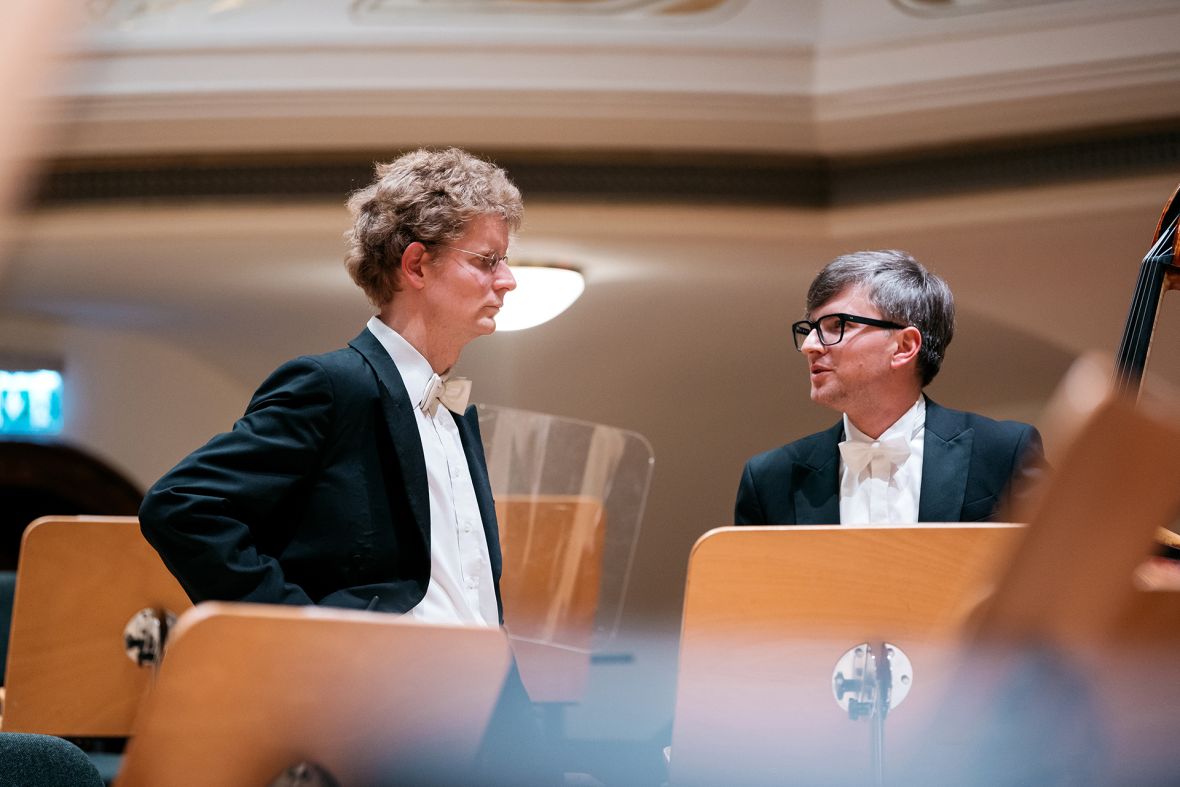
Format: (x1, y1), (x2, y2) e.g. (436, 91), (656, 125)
(843, 395), (926, 444)
(366, 315), (435, 405)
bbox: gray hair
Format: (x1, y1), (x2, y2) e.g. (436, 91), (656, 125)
(806, 250), (955, 386)
(344, 148), (523, 307)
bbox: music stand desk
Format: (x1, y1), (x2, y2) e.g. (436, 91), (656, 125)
(670, 523), (1024, 786)
(2, 516), (191, 736)
(116, 601), (512, 787)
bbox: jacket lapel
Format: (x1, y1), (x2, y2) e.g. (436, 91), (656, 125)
(454, 405), (505, 622)
(453, 406), (501, 577)
(348, 329), (431, 546)
(795, 421), (843, 525)
(918, 398), (973, 522)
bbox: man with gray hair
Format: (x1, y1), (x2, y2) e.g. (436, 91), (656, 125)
(735, 250), (1044, 525)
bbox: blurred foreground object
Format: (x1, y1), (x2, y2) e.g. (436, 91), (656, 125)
(924, 352), (1180, 786)
(0, 0), (72, 256)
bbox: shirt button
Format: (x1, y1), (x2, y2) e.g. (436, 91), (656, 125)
(463, 522), (473, 533)
(466, 578), (477, 589)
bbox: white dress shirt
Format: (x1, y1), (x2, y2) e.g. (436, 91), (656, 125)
(366, 316), (498, 627)
(839, 397), (926, 525)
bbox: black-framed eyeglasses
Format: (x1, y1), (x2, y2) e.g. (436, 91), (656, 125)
(434, 243), (509, 275)
(791, 312), (906, 351)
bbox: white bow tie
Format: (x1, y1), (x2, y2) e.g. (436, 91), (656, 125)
(420, 374), (472, 416)
(839, 437), (911, 476)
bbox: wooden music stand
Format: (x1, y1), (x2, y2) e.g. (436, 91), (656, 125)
(2, 516), (191, 736)
(669, 522), (1026, 786)
(115, 602), (512, 787)
(496, 494), (605, 703)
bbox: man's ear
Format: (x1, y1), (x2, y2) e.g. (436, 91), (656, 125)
(891, 326), (923, 370)
(400, 241), (429, 291)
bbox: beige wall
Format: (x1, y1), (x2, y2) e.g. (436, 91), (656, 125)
(1, 315), (250, 491)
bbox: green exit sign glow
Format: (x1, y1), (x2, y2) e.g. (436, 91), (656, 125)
(1, 370), (63, 436)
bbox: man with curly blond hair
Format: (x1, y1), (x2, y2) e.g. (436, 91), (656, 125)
(142, 147), (521, 623)
(139, 148), (541, 783)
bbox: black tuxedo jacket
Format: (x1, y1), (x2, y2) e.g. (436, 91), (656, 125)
(734, 399), (1044, 525)
(140, 328), (503, 620)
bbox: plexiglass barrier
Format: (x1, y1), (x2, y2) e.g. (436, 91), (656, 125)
(477, 404), (654, 702)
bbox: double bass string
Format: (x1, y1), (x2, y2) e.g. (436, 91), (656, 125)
(1115, 213), (1178, 394)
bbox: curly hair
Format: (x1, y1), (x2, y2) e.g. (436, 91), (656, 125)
(344, 148), (523, 306)
(806, 250), (955, 386)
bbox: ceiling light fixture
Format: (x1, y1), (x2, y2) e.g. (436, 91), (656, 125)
(496, 263), (585, 331)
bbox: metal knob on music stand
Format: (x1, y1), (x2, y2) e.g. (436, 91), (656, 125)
(123, 607), (178, 667)
(833, 642), (913, 786)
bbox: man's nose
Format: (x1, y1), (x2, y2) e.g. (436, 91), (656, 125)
(494, 262), (516, 291)
(799, 328), (825, 356)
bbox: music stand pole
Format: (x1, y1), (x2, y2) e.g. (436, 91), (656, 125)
(871, 643), (892, 787)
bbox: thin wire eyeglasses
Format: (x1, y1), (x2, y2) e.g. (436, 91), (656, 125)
(434, 244), (509, 275)
(791, 313), (907, 351)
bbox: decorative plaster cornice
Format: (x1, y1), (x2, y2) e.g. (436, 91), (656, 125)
(36, 0), (1180, 157)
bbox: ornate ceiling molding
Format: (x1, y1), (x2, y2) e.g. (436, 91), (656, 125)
(39, 0), (1180, 157)
(351, 0), (739, 21)
(86, 0), (742, 26)
(891, 0), (1082, 18)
